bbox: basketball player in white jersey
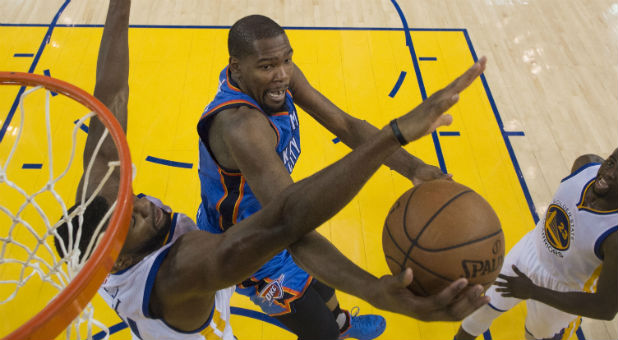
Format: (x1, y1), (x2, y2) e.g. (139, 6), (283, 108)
(455, 150), (617, 340)
(55, 1), (492, 339)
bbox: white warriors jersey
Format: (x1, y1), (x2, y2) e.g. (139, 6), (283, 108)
(99, 195), (235, 340)
(534, 163), (618, 291)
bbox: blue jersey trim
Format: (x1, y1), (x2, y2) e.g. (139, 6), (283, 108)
(142, 247), (171, 317)
(594, 226), (617, 260)
(561, 163), (600, 183)
(164, 213), (178, 245)
(487, 302), (507, 313)
(140, 246), (215, 334)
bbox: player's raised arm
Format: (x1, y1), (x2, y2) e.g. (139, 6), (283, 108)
(290, 62), (451, 185)
(77, 0), (130, 202)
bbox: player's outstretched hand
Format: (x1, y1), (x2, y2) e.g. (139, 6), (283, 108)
(494, 265), (536, 300)
(371, 268), (489, 321)
(394, 57), (487, 144)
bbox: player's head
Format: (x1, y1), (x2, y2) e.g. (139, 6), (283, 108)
(54, 195), (171, 264)
(228, 15), (294, 112)
(120, 195), (172, 259)
(594, 148), (618, 200)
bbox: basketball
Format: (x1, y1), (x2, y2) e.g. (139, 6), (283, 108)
(382, 180), (504, 296)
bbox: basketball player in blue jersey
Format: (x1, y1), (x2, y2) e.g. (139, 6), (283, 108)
(196, 15), (455, 340)
(455, 149), (617, 340)
(55, 1), (491, 339)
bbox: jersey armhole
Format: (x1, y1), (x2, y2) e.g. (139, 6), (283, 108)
(594, 226), (618, 260)
(561, 162), (601, 183)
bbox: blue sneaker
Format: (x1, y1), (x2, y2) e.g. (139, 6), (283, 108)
(339, 307), (386, 340)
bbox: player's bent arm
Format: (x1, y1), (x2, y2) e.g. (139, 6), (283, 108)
(509, 232), (617, 320)
(289, 63), (435, 182)
(571, 154), (604, 174)
(77, 0), (130, 202)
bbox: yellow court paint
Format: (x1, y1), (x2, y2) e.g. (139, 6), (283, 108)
(1, 25), (555, 340)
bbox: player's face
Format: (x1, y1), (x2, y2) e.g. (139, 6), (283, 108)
(594, 148), (618, 197)
(122, 196), (171, 255)
(232, 33), (294, 112)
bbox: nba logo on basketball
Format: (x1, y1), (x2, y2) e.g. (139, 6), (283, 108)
(258, 274), (285, 304)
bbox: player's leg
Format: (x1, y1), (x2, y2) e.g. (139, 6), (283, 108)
(455, 232), (534, 339)
(274, 282), (341, 340)
(311, 280), (386, 340)
(524, 298), (582, 339)
(456, 304), (504, 339)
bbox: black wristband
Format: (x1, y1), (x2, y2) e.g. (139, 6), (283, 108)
(389, 119), (407, 145)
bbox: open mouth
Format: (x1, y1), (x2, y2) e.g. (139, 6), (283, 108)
(594, 177), (609, 192)
(266, 88), (286, 103)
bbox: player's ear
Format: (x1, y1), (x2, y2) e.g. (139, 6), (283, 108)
(229, 56), (241, 75)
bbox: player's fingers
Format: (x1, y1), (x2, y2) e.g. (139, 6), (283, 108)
(511, 265), (525, 277)
(448, 56), (487, 93)
(396, 267), (414, 288)
(497, 274), (511, 281)
(433, 278), (468, 306)
(426, 113), (453, 135)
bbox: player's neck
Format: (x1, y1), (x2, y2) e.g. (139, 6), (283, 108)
(583, 187), (618, 211)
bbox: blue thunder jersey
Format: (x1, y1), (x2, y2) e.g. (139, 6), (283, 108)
(197, 66), (301, 232)
(197, 67), (310, 315)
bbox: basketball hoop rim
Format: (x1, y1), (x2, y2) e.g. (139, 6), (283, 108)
(0, 71), (133, 340)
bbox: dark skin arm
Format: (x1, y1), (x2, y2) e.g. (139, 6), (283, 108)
(290, 63), (450, 185)
(495, 231), (618, 320)
(76, 0), (130, 203)
(170, 58), (489, 331)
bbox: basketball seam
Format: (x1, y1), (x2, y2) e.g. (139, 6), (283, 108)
(400, 189), (472, 271)
(400, 187), (420, 272)
(415, 229), (504, 252)
(384, 220), (408, 257)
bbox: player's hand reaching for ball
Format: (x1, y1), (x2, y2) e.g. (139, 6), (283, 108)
(391, 57), (487, 144)
(370, 268), (489, 321)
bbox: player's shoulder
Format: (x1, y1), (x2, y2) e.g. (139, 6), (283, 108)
(214, 106), (272, 135)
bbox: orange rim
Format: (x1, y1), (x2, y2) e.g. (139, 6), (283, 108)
(0, 72), (133, 340)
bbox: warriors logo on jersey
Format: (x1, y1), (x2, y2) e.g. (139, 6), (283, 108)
(543, 201), (574, 254)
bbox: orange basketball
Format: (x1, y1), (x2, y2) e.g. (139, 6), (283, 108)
(382, 180), (504, 296)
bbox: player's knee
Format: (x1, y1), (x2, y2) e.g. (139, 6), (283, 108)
(460, 304), (502, 337)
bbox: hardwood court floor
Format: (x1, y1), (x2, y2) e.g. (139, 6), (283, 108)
(0, 1), (616, 339)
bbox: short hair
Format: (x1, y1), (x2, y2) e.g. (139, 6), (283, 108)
(54, 195), (110, 263)
(228, 15), (286, 59)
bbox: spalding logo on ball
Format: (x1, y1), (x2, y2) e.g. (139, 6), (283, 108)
(382, 180), (504, 296)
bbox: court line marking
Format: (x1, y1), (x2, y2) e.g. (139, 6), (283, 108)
(22, 163), (42, 169)
(438, 131), (461, 137)
(0, 0), (72, 143)
(13, 53), (35, 58)
(461, 30), (540, 224)
(390, 0), (448, 174)
(388, 71), (407, 98)
(145, 156), (193, 169)
(419, 57), (437, 61)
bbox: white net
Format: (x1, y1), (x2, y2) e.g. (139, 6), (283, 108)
(0, 84), (122, 340)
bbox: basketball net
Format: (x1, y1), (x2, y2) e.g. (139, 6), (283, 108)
(0, 73), (132, 340)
